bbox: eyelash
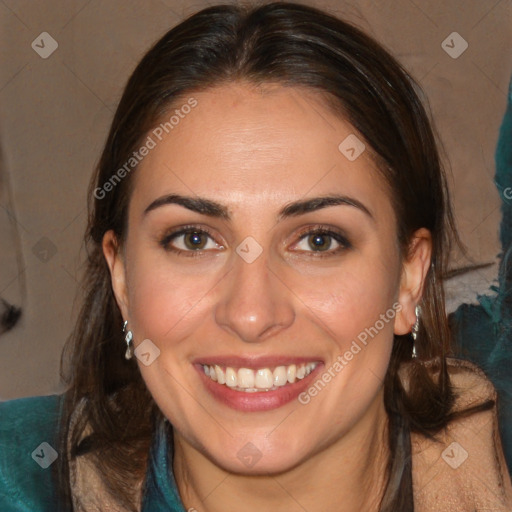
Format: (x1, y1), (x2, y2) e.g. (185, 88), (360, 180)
(158, 224), (352, 259)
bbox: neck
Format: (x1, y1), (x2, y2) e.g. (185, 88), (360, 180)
(173, 389), (390, 512)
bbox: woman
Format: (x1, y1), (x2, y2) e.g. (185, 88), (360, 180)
(0, 2), (511, 511)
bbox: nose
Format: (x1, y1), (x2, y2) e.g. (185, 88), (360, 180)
(214, 250), (295, 343)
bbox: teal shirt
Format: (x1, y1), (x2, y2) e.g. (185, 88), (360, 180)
(0, 395), (60, 511)
(0, 394), (186, 511)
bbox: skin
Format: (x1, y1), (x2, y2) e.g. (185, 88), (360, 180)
(103, 82), (431, 512)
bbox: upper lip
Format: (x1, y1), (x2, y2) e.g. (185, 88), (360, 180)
(193, 355), (323, 368)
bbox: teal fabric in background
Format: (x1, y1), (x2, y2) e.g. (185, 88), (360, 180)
(450, 76), (512, 475)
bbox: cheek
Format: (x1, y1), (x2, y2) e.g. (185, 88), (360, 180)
(294, 260), (399, 343)
(125, 251), (216, 343)
(290, 254), (399, 402)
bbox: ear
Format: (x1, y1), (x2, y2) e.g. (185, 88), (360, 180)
(394, 228), (432, 335)
(102, 229), (129, 321)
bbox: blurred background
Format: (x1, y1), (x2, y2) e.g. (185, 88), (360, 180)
(0, 0), (510, 399)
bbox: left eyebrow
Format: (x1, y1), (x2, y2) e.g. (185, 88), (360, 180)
(277, 195), (374, 222)
(142, 193), (373, 221)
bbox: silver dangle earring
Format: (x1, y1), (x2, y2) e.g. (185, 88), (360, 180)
(411, 305), (420, 358)
(123, 320), (134, 360)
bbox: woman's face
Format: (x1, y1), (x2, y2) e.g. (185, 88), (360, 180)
(104, 82), (429, 474)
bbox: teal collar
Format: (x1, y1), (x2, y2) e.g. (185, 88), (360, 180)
(142, 419), (187, 512)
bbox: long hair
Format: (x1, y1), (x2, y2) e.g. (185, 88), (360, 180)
(55, 3), (493, 511)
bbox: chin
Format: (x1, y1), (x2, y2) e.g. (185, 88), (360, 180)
(197, 430), (314, 476)
(207, 445), (309, 476)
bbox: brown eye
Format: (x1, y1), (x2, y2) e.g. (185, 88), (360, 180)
(307, 233), (333, 251)
(183, 231), (208, 250)
(160, 226), (223, 254)
(292, 227), (351, 256)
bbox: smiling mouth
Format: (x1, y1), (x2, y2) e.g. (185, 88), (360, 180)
(201, 362), (320, 392)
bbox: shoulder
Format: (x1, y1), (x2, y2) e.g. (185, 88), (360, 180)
(399, 356), (496, 404)
(444, 357), (497, 410)
(0, 395), (63, 511)
(409, 358), (512, 511)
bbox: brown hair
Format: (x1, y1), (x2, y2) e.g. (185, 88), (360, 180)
(55, 2), (493, 511)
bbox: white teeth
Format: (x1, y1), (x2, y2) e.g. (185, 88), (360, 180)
(287, 364), (296, 383)
(202, 362), (319, 392)
(238, 368), (255, 389)
(225, 367), (237, 388)
(215, 365), (225, 385)
(273, 366), (288, 387)
(255, 369), (274, 389)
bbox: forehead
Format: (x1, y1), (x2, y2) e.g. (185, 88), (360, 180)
(130, 82), (392, 221)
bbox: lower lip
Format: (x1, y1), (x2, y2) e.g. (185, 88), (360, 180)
(195, 364), (323, 412)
